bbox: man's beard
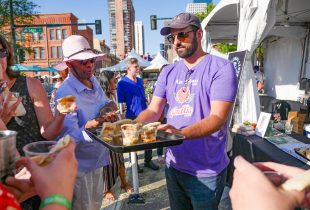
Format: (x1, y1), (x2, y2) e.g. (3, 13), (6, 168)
(176, 36), (198, 58)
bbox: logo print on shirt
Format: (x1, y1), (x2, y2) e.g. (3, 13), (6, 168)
(174, 87), (194, 104)
(169, 104), (193, 118)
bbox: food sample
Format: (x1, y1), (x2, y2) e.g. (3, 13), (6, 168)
(56, 95), (76, 113)
(295, 147), (310, 160)
(100, 122), (116, 141)
(31, 135), (71, 166)
(3, 88), (26, 116)
(121, 124), (139, 146)
(113, 119), (132, 136)
(141, 122), (161, 143)
(281, 169), (310, 191)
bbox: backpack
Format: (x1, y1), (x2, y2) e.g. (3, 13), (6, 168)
(273, 100), (291, 120)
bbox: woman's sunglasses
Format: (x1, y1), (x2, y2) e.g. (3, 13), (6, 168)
(0, 49), (8, 59)
(167, 30), (196, 44)
(79, 58), (96, 65)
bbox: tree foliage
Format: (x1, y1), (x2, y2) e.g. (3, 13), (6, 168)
(196, 3), (216, 22)
(0, 0), (39, 31)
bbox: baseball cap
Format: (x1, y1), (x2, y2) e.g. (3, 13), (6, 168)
(160, 12), (201, 36)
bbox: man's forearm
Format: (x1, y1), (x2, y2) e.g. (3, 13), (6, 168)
(181, 115), (226, 139)
(135, 109), (161, 123)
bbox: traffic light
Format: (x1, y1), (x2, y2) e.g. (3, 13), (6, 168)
(95, 20), (102, 34)
(150, 15), (157, 30)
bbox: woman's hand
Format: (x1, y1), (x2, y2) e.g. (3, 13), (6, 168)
(0, 92), (21, 124)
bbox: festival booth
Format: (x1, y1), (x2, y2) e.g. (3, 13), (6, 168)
(201, 0), (310, 183)
(143, 52), (169, 82)
(100, 49), (151, 73)
(144, 52), (169, 73)
(202, 0), (310, 123)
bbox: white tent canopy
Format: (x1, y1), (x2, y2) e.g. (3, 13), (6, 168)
(202, 0), (310, 123)
(144, 52), (169, 72)
(101, 49), (151, 72)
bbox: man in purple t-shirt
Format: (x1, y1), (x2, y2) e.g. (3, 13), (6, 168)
(136, 13), (237, 210)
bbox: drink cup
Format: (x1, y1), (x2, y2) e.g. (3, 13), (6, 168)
(141, 127), (157, 143)
(0, 130), (17, 182)
(121, 124), (139, 146)
(23, 141), (56, 157)
(285, 122), (293, 134)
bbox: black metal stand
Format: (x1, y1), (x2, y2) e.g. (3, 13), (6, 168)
(128, 193), (145, 204)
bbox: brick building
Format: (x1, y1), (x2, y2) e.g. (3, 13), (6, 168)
(16, 13), (93, 68)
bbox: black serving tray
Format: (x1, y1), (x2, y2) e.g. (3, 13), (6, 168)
(86, 128), (185, 153)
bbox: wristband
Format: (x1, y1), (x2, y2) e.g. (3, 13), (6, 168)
(39, 194), (72, 210)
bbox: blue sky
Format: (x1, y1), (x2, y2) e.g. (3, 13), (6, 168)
(33, 0), (220, 55)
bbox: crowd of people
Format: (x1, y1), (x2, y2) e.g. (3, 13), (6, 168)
(0, 12), (310, 210)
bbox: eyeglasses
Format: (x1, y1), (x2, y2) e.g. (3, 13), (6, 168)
(0, 48), (8, 59)
(167, 30), (196, 44)
(79, 58), (96, 65)
(182, 70), (193, 92)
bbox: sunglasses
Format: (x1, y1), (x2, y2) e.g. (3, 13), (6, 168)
(79, 58), (96, 65)
(167, 30), (196, 44)
(0, 48), (8, 59)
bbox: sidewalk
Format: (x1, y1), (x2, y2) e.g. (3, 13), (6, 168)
(101, 150), (232, 210)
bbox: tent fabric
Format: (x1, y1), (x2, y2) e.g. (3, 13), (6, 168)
(201, 0), (310, 43)
(144, 52), (169, 72)
(201, 0), (239, 48)
(234, 0), (278, 123)
(202, 0), (310, 124)
(264, 37), (303, 100)
(103, 49), (151, 72)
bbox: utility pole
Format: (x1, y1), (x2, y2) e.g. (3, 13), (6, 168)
(9, 0), (17, 62)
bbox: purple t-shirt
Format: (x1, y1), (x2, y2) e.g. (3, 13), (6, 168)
(154, 54), (237, 177)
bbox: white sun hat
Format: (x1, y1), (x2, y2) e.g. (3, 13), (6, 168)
(63, 35), (106, 61)
(54, 35), (107, 69)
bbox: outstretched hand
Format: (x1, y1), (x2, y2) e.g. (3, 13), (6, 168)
(157, 124), (183, 135)
(230, 156), (308, 210)
(5, 139), (78, 202)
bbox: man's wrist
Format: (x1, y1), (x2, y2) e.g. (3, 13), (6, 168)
(180, 127), (189, 138)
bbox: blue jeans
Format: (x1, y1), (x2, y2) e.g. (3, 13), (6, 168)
(165, 165), (227, 210)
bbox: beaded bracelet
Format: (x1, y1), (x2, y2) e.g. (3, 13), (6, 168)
(39, 194), (72, 210)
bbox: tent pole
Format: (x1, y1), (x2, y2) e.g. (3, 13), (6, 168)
(300, 28), (310, 80)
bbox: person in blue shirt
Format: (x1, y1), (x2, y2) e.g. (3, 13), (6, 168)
(117, 58), (159, 171)
(55, 35), (117, 210)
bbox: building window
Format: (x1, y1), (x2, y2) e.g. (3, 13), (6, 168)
(33, 33), (39, 41)
(18, 49), (26, 62)
(56, 29), (61, 40)
(57, 46), (62, 58)
(39, 32), (44, 40)
(50, 29), (55, 40)
(40, 47), (45, 59)
(33, 47), (39, 59)
(51, 46), (57, 58)
(62, 29), (68, 39)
